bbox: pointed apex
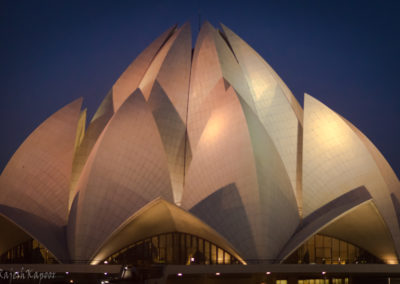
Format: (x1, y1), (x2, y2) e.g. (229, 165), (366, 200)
(219, 22), (229, 32)
(91, 198), (245, 265)
(177, 22), (191, 38)
(67, 97), (83, 111)
(304, 93), (326, 107)
(219, 23), (234, 37)
(180, 21), (191, 29)
(167, 24), (178, 34)
(73, 96), (84, 105)
(199, 21), (214, 32)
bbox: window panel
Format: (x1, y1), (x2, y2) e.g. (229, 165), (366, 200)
(211, 244), (217, 264)
(217, 248), (224, 264)
(204, 241), (210, 264)
(315, 235), (323, 247)
(339, 241), (347, 262)
(95, 232), (242, 266)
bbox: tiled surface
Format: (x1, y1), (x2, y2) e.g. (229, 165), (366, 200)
(221, 24), (302, 207)
(148, 82), (187, 205)
(69, 27), (177, 207)
(138, 26), (179, 101)
(1, 22), (399, 265)
(112, 25), (176, 111)
(71, 90), (173, 261)
(0, 98), (82, 226)
(343, 116), (400, 199)
(320, 201), (398, 264)
(183, 23), (300, 260)
(145, 23), (192, 205)
(303, 94), (400, 260)
(69, 90), (114, 208)
(92, 199), (243, 264)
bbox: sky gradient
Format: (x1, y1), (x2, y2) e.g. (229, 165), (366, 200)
(1, 0), (399, 177)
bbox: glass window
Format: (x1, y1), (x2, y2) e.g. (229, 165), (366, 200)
(316, 248), (324, 258)
(204, 241), (210, 264)
(315, 235), (323, 247)
(348, 244), (355, 263)
(224, 252), (231, 264)
(159, 247), (166, 263)
(159, 234), (166, 248)
(198, 238), (204, 254)
(217, 248), (224, 264)
(308, 243), (315, 262)
(324, 247), (331, 258)
(332, 238), (340, 263)
(152, 236), (158, 247)
(339, 241), (347, 263)
(284, 234), (383, 264)
(98, 232), (243, 266)
(323, 236), (331, 247)
(186, 234), (191, 247)
(211, 244), (217, 264)
(192, 235), (197, 250)
(166, 234), (173, 263)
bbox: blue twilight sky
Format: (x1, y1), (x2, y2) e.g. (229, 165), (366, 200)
(0, 0), (399, 177)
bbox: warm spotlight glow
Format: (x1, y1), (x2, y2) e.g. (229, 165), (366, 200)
(387, 259), (398, 264)
(0, 22), (398, 273)
(315, 117), (350, 149)
(249, 72), (274, 101)
(203, 112), (226, 143)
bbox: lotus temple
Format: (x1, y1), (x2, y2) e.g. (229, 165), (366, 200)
(0, 22), (399, 284)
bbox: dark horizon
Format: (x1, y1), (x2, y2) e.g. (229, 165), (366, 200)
(1, 0), (399, 177)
